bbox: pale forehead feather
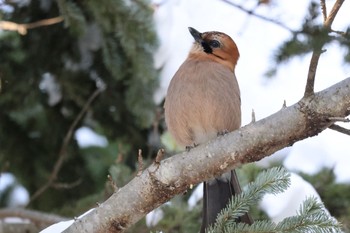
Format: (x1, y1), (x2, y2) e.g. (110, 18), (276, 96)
(202, 31), (232, 41)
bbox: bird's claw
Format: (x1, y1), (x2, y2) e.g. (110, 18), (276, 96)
(186, 143), (198, 152)
(217, 129), (229, 136)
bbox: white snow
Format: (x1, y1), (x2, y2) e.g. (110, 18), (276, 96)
(40, 208), (94, 233)
(0, 173), (29, 207)
(260, 172), (322, 223)
(74, 126), (108, 148)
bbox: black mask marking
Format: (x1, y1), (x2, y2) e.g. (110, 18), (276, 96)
(201, 41), (212, 54)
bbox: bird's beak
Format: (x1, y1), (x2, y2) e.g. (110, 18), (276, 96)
(188, 27), (203, 43)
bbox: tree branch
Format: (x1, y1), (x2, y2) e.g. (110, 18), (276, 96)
(29, 87), (103, 203)
(324, 0), (345, 29)
(303, 0), (344, 97)
(63, 77), (350, 233)
(0, 17), (63, 35)
(304, 50), (323, 97)
(329, 124), (350, 136)
(0, 208), (68, 229)
(219, 0), (295, 33)
(320, 0), (327, 22)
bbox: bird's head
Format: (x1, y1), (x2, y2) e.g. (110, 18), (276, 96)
(188, 27), (239, 72)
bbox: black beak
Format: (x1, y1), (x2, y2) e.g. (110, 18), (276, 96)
(188, 27), (203, 43)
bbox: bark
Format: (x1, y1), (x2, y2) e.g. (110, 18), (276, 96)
(62, 77), (350, 233)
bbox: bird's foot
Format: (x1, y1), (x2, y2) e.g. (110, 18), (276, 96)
(186, 143), (198, 152)
(217, 129), (229, 136)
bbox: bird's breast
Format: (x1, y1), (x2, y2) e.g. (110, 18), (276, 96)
(164, 59), (241, 147)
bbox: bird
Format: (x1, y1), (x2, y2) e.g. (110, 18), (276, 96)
(164, 27), (253, 232)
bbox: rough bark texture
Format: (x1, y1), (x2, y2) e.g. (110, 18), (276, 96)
(63, 78), (350, 233)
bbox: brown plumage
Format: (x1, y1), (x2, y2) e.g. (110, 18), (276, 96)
(164, 27), (252, 232)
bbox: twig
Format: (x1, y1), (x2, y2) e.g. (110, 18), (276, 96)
(107, 174), (118, 192)
(0, 16), (63, 35)
(29, 87), (103, 203)
(331, 29), (346, 36)
(155, 148), (165, 164)
(304, 50), (323, 97)
(304, 0), (344, 98)
(329, 124), (350, 136)
(219, 0), (295, 33)
(137, 149), (144, 176)
(251, 109), (256, 123)
(0, 208), (68, 228)
(320, 0), (327, 22)
(282, 100), (287, 108)
(324, 0), (345, 29)
(52, 179), (82, 189)
(328, 117), (350, 122)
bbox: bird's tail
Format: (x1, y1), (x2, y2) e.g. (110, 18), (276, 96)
(200, 170), (253, 233)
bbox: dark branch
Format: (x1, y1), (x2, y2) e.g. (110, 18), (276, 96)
(29, 87), (103, 203)
(304, 50), (323, 97)
(218, 0), (295, 33)
(0, 208), (68, 229)
(304, 0), (344, 97)
(320, 0), (327, 21)
(329, 124), (350, 136)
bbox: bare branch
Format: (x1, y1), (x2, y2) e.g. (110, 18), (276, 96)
(155, 148), (165, 164)
(282, 100), (287, 108)
(304, 50), (324, 97)
(0, 17), (63, 35)
(304, 0), (344, 98)
(63, 77), (350, 233)
(218, 0), (295, 33)
(328, 117), (350, 122)
(251, 109), (256, 123)
(329, 124), (350, 136)
(29, 87), (103, 203)
(137, 149), (144, 176)
(0, 208), (68, 229)
(52, 179), (82, 190)
(320, 0), (327, 21)
(107, 175), (118, 192)
(324, 0), (345, 29)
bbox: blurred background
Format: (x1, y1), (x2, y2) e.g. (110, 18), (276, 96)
(0, 0), (350, 232)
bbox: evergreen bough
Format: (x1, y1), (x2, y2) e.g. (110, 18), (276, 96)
(206, 167), (342, 233)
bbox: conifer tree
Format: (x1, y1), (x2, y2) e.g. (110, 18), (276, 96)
(0, 0), (158, 212)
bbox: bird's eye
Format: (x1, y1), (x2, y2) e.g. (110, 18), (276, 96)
(209, 40), (220, 48)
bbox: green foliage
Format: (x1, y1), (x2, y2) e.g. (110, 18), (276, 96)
(300, 168), (350, 231)
(0, 0), (158, 213)
(274, 1), (329, 63)
(208, 167), (290, 232)
(206, 167), (342, 233)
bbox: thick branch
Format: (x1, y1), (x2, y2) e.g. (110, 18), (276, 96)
(63, 78), (350, 233)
